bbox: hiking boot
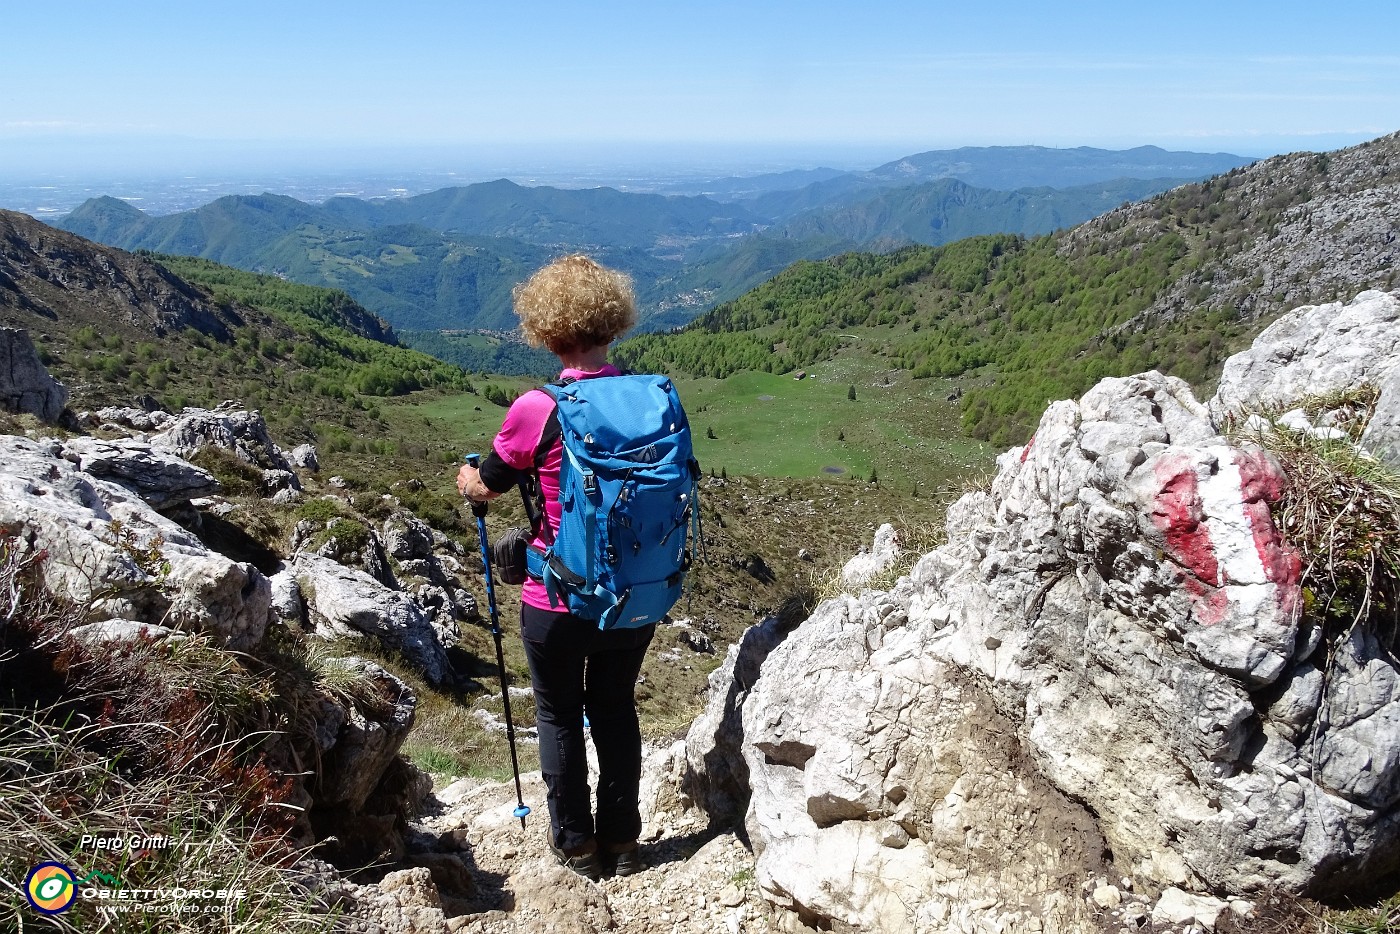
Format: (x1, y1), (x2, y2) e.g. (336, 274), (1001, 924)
(548, 839), (601, 881)
(601, 841), (642, 878)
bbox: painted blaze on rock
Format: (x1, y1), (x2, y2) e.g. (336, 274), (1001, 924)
(1148, 446), (1302, 632)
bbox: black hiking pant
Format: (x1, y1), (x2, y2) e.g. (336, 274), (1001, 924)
(521, 604), (655, 853)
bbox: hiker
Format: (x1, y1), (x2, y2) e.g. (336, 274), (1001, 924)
(456, 255), (654, 881)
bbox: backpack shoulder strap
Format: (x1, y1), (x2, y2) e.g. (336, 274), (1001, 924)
(516, 379), (574, 545)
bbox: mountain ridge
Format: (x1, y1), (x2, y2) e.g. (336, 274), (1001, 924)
(617, 131), (1400, 444)
(46, 144), (1255, 334)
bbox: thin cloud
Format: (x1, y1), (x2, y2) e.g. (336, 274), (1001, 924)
(3, 120), (85, 130)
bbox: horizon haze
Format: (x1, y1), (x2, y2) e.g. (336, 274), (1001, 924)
(4, 0), (1396, 185)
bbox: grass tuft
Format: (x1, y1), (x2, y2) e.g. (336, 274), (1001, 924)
(1231, 385), (1400, 648)
(0, 707), (337, 934)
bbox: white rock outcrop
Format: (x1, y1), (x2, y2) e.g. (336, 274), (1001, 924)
(839, 522), (899, 588)
(1210, 289), (1400, 468)
(0, 434), (271, 649)
(285, 553), (453, 686)
(312, 657), (418, 812)
(61, 436), (220, 508)
(150, 400), (300, 481)
(676, 291), (1400, 932)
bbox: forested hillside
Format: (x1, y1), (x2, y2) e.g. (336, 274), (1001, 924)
(0, 211), (473, 448)
(51, 148), (1227, 335)
(618, 133), (1400, 445)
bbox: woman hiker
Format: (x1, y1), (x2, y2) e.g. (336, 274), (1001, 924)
(456, 254), (650, 881)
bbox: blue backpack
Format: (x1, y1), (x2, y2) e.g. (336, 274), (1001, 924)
(524, 374), (701, 629)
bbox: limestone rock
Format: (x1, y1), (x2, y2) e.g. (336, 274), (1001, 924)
(0, 327), (68, 422)
(291, 552), (452, 686)
(494, 862), (614, 934)
(680, 616), (791, 827)
(1152, 887), (1228, 929)
(350, 867), (450, 934)
(68, 620), (187, 645)
(675, 294), (1400, 930)
(1209, 289), (1400, 464)
(268, 567), (306, 626)
(1210, 290), (1400, 423)
(289, 443), (320, 472)
(738, 591), (1105, 934)
(89, 406), (173, 432)
(61, 436), (219, 508)
(385, 515), (435, 561)
(839, 523), (899, 588)
(151, 401), (300, 483)
(402, 853), (475, 900)
(902, 368), (1390, 897)
(0, 434), (271, 650)
(313, 657), (416, 812)
(1361, 365), (1400, 467)
(261, 468), (298, 495)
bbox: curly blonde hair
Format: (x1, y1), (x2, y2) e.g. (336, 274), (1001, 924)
(512, 255), (637, 354)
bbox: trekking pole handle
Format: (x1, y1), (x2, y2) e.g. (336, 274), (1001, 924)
(463, 454), (488, 518)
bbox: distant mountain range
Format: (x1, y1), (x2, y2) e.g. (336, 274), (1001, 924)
(617, 132), (1399, 445)
(668, 144), (1253, 204)
(52, 144), (1255, 333)
(4, 133), (1389, 464)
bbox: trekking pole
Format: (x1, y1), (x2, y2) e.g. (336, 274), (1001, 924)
(465, 454), (532, 830)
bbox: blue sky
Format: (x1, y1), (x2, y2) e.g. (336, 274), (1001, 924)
(3, 0), (1397, 174)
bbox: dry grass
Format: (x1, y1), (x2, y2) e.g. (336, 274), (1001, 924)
(0, 708), (337, 934)
(0, 533), (339, 933)
(1231, 385), (1400, 648)
(1318, 891), (1400, 933)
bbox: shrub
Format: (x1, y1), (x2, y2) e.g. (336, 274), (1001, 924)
(189, 447), (263, 498)
(294, 497), (346, 525)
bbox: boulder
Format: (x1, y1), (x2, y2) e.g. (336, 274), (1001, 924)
(268, 567), (306, 626)
(384, 515), (435, 561)
(839, 523), (899, 588)
(678, 294), (1400, 930)
(679, 616), (791, 827)
(313, 657), (417, 812)
(1152, 888), (1228, 929)
(0, 434), (271, 650)
(90, 406), (173, 432)
(150, 401), (300, 482)
(898, 368), (1390, 897)
(290, 552), (453, 686)
(261, 468), (298, 495)
(1, 327), (68, 422)
(288, 443), (320, 472)
(68, 620), (187, 645)
(1361, 365), (1400, 467)
(1210, 289), (1400, 468)
(737, 590), (1105, 934)
(346, 867), (450, 934)
(61, 436), (219, 508)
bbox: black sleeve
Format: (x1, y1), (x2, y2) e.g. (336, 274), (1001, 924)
(479, 449), (523, 494)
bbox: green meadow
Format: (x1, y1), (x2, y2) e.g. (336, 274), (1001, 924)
(400, 355), (996, 495)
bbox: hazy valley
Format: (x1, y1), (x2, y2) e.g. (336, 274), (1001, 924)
(44, 145), (1252, 349)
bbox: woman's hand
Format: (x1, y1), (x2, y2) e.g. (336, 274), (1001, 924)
(456, 464), (498, 503)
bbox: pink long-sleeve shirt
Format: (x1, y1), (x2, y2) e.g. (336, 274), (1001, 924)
(491, 364), (622, 610)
